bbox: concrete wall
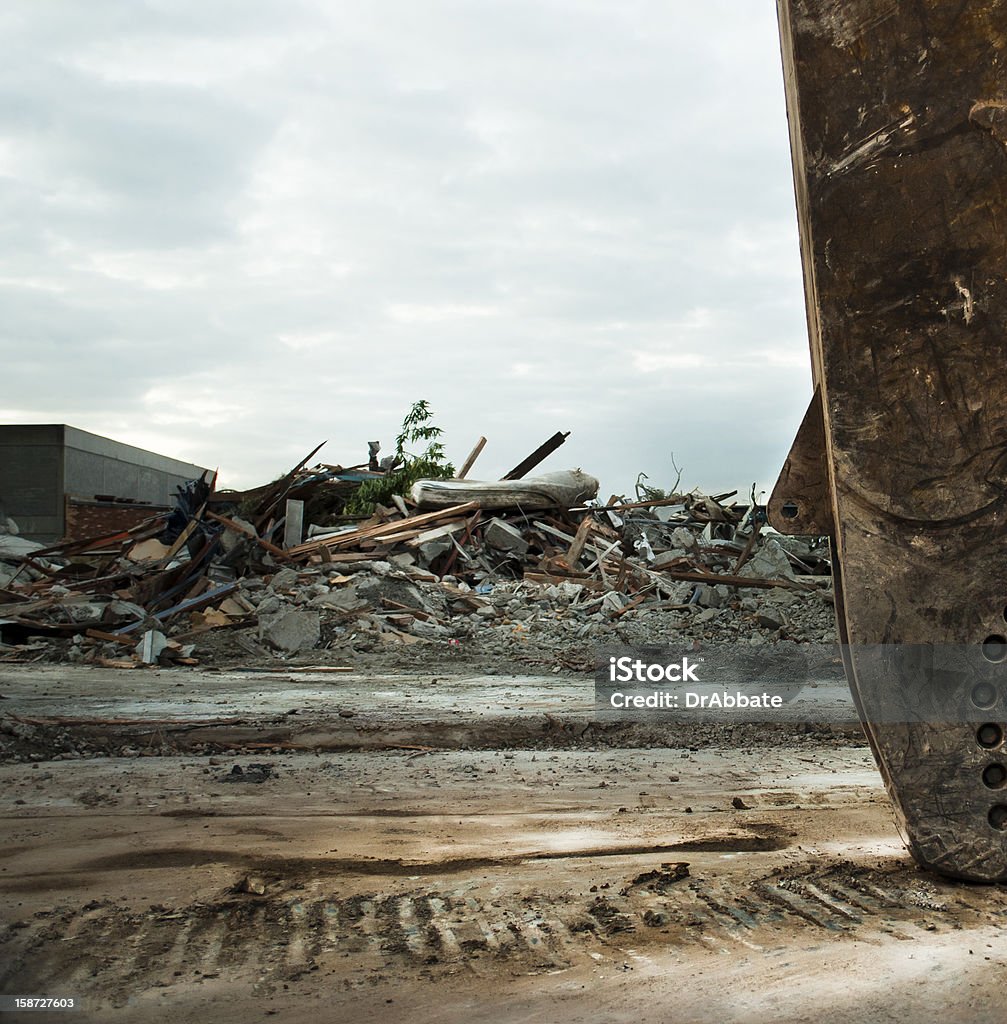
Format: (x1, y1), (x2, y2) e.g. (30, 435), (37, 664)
(0, 424), (65, 540)
(62, 426), (206, 507)
(0, 425), (207, 541)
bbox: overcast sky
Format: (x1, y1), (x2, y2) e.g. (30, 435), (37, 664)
(0, 0), (812, 502)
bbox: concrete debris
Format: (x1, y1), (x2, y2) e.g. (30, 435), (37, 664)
(739, 539), (796, 581)
(220, 763), (275, 784)
(410, 522), (469, 566)
(354, 576), (431, 614)
(755, 607), (789, 632)
(483, 518), (530, 556)
(652, 550), (689, 569)
(0, 430), (833, 668)
(0, 535), (43, 559)
(136, 630), (169, 665)
(258, 608), (321, 653)
(670, 527), (698, 551)
(308, 588), (369, 613)
(268, 567), (301, 592)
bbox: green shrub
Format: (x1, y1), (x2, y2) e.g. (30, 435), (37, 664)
(344, 400), (455, 517)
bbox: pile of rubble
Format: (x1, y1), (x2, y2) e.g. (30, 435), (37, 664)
(0, 440), (835, 671)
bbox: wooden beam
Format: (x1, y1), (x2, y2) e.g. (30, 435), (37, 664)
(456, 437), (487, 479)
(253, 440), (326, 531)
(205, 511), (290, 559)
(503, 430), (570, 480)
(286, 501), (480, 557)
(559, 517), (593, 571)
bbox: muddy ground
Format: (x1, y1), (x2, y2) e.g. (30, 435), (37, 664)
(2, 665), (1006, 1023)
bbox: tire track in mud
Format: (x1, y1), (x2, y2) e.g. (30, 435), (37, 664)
(4, 861), (1007, 1005)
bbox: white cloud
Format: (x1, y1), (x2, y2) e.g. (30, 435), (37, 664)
(387, 303), (501, 323)
(0, 0), (811, 498)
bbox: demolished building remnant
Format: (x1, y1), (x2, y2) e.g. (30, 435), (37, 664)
(0, 431), (832, 668)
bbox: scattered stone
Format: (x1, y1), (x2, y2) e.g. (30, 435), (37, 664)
(354, 576), (430, 613)
(484, 518), (530, 556)
(670, 527), (698, 551)
(269, 567), (301, 591)
(135, 630), (169, 664)
(258, 609), (320, 653)
(220, 763), (275, 784)
(755, 608), (788, 631)
(740, 539), (795, 581)
(653, 550), (688, 569)
(309, 588), (368, 613)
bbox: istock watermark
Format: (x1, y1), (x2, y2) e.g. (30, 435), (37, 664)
(596, 642), (1007, 726)
(605, 652), (787, 709)
(595, 642), (849, 723)
(607, 654), (701, 683)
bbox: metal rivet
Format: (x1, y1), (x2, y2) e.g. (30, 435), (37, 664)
(977, 723), (1003, 749)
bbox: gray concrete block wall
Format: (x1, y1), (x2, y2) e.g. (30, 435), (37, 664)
(0, 425), (207, 541)
(62, 427), (206, 482)
(63, 448), (201, 507)
(0, 424), (65, 539)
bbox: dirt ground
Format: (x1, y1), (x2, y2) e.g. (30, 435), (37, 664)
(2, 665), (1007, 1023)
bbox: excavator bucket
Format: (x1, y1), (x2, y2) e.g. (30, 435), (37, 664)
(771, 0), (1007, 880)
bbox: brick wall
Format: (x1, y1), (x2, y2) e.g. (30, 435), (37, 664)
(63, 498), (169, 542)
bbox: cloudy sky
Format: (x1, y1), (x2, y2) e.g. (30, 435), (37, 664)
(0, 0), (812, 502)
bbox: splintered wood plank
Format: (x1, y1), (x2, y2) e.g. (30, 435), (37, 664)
(286, 502), (479, 557)
(456, 436), (487, 479)
(559, 517), (593, 571)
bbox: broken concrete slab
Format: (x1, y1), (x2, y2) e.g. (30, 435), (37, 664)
(258, 608), (320, 653)
(136, 629), (169, 664)
(739, 539), (795, 581)
(406, 521), (470, 566)
(653, 549), (689, 569)
(308, 588), (369, 614)
(756, 607), (788, 631)
(108, 599), (147, 621)
(484, 518), (529, 556)
(354, 576), (432, 614)
(671, 527), (698, 551)
(268, 567), (301, 592)
(218, 516), (257, 554)
(409, 619), (449, 639)
(63, 601), (109, 623)
(762, 588), (800, 609)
